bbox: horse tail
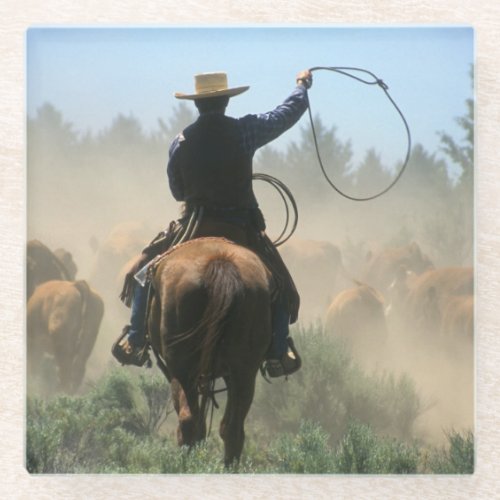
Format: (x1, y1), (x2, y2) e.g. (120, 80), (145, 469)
(197, 254), (244, 381)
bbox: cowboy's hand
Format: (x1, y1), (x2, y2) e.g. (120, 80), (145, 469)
(296, 70), (312, 89)
(125, 251), (149, 281)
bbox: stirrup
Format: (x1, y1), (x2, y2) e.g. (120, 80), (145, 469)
(262, 338), (302, 379)
(111, 326), (151, 368)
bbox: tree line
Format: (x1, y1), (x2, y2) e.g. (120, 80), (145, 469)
(27, 78), (473, 267)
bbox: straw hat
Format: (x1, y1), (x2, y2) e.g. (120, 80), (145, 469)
(174, 72), (249, 100)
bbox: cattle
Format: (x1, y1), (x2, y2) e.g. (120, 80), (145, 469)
(27, 239), (78, 299)
(279, 238), (351, 322)
(363, 242), (434, 294)
(89, 220), (151, 300)
(385, 266), (474, 358)
(27, 279), (104, 394)
(405, 267), (473, 335)
(407, 266), (473, 299)
(325, 282), (388, 368)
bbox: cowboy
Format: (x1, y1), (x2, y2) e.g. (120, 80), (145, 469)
(112, 69), (313, 377)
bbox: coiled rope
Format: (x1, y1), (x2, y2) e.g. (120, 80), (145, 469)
(252, 172), (298, 246)
(306, 66), (411, 201)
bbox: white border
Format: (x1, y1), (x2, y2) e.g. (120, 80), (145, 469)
(2, 1), (499, 498)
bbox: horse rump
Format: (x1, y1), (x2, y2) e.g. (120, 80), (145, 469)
(149, 238), (272, 465)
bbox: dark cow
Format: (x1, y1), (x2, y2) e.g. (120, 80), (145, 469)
(27, 239), (78, 299)
(27, 279), (104, 394)
(53, 248), (78, 281)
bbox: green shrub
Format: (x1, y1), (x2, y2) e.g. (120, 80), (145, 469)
(251, 323), (350, 437)
(26, 362), (471, 475)
(335, 420), (419, 474)
(26, 398), (64, 473)
(26, 369), (173, 473)
(138, 372), (172, 434)
(177, 439), (226, 474)
(86, 369), (172, 436)
(335, 420), (376, 473)
(267, 420), (335, 473)
(342, 370), (421, 439)
(251, 323), (422, 443)
(426, 430), (474, 474)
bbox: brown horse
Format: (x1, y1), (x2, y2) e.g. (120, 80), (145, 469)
(147, 237), (273, 466)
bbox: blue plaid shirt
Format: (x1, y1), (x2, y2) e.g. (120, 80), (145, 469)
(167, 84), (309, 201)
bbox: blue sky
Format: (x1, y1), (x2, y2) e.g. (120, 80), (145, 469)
(26, 26), (473, 172)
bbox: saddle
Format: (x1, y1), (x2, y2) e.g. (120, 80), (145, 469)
(120, 208), (300, 322)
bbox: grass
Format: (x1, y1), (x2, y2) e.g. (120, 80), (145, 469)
(26, 324), (473, 474)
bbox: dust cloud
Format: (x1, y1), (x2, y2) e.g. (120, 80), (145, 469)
(27, 103), (473, 447)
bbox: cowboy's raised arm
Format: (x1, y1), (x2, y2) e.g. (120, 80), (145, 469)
(238, 70), (312, 153)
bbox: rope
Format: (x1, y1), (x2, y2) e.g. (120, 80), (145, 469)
(252, 173), (298, 246)
(171, 206), (203, 246)
(307, 66), (411, 201)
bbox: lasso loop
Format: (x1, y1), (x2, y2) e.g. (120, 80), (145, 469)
(252, 68), (410, 243)
(307, 66), (411, 201)
(252, 173), (298, 246)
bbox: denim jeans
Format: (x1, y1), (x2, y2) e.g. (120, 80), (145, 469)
(128, 284), (148, 347)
